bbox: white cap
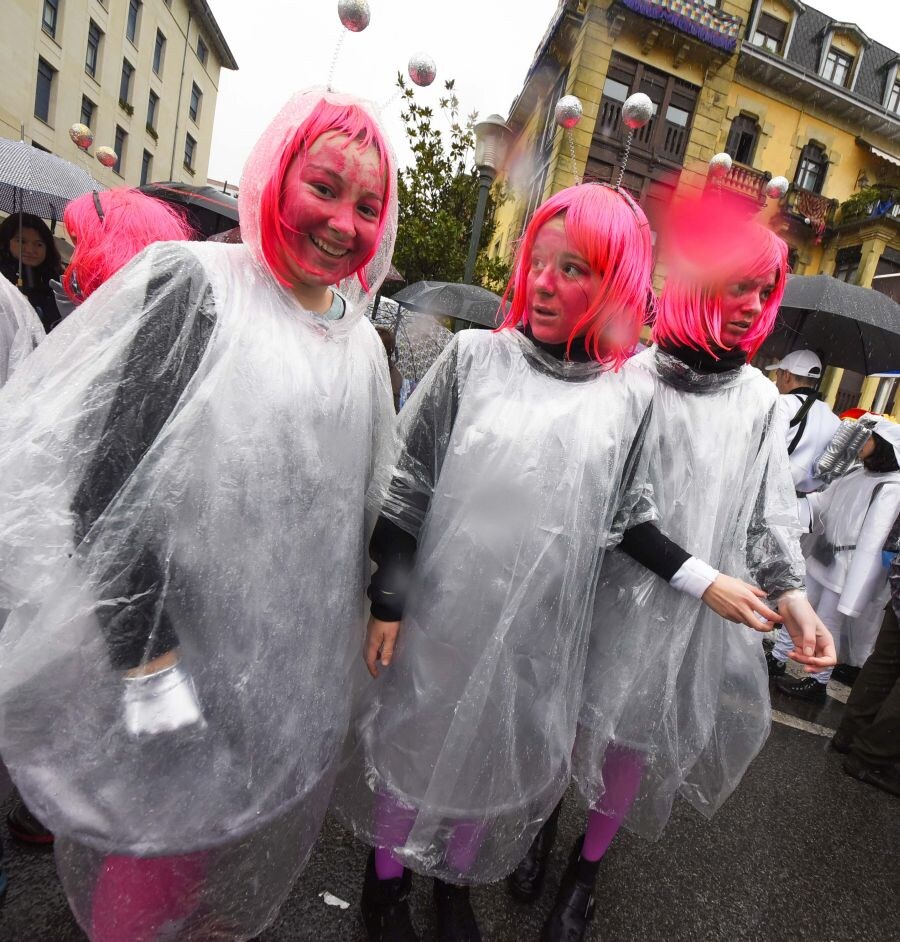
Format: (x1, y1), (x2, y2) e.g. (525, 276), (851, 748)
(766, 349), (823, 379)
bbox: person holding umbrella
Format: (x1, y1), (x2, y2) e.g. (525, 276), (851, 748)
(767, 349), (840, 495)
(0, 213), (62, 332)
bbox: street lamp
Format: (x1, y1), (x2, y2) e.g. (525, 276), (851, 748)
(463, 114), (513, 285)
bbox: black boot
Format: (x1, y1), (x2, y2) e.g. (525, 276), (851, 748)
(775, 675), (827, 703)
(765, 649), (786, 678)
(361, 850), (419, 942)
(540, 838), (599, 942)
(433, 879), (481, 942)
(507, 801), (562, 902)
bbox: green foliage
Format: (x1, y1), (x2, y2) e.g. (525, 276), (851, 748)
(390, 75), (511, 292)
(839, 185), (900, 221)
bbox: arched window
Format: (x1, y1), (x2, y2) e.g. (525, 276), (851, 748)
(725, 114), (760, 166)
(794, 142), (827, 194)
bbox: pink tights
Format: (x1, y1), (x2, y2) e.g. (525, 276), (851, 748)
(582, 744), (644, 862)
(90, 850), (208, 942)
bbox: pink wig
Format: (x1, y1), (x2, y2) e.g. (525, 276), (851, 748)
(499, 184), (653, 368)
(63, 188), (193, 303)
(258, 98), (392, 293)
(654, 206), (789, 360)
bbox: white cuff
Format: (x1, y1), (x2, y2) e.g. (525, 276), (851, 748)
(670, 557), (720, 599)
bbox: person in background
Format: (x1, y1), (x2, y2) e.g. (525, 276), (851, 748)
(830, 510), (900, 797)
(772, 421), (900, 702)
(0, 213), (62, 332)
(767, 349), (840, 495)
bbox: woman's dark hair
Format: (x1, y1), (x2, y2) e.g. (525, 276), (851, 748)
(0, 212), (62, 282)
(863, 433), (900, 473)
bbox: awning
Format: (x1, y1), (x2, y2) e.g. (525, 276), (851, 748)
(857, 137), (900, 167)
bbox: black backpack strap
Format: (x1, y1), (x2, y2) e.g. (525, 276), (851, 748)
(787, 392), (817, 456)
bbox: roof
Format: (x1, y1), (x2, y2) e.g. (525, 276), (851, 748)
(780, 3), (896, 109)
(189, 0), (239, 71)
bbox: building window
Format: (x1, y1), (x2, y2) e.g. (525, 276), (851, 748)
(126, 0), (141, 44)
(42, 0), (59, 39)
(794, 142), (828, 194)
(34, 58), (56, 124)
(189, 82), (202, 123)
(822, 47), (853, 87)
(86, 20), (103, 79)
(120, 59), (135, 105)
(184, 133), (196, 171)
(197, 36), (208, 66)
(833, 246), (862, 283)
(888, 80), (900, 115)
(153, 29), (166, 76)
(114, 125), (127, 174)
(140, 149), (153, 186)
(751, 13), (787, 54)
(147, 90), (159, 130)
(725, 114), (760, 166)
(80, 95), (95, 129)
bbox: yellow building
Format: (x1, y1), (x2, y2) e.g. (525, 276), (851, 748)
(1, 0), (237, 191)
(492, 0), (900, 414)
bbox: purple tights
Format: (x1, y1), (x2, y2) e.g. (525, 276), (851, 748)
(582, 744), (644, 862)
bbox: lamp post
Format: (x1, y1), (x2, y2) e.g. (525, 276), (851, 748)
(463, 114), (512, 285)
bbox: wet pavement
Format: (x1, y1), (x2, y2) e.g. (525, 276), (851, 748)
(1, 672), (898, 942)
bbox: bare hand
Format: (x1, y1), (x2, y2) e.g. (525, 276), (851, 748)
(364, 616), (401, 678)
(124, 649), (179, 678)
(701, 575), (783, 631)
(778, 593), (838, 672)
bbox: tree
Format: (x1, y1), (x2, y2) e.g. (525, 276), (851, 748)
(390, 75), (511, 293)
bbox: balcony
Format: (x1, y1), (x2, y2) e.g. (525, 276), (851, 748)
(613, 0), (743, 54)
(715, 162), (771, 205)
(778, 185), (838, 241)
(595, 94), (689, 166)
(836, 187), (900, 230)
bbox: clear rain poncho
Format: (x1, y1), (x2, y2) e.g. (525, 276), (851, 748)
(0, 89), (397, 938)
(573, 347), (805, 840)
(334, 328), (657, 884)
(0, 272), (45, 386)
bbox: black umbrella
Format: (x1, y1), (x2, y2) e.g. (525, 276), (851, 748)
(759, 274), (900, 375)
(392, 281), (508, 329)
(139, 182), (239, 238)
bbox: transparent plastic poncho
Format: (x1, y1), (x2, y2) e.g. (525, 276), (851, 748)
(0, 273), (45, 386)
(573, 347), (805, 840)
(334, 328), (657, 883)
(0, 88), (397, 938)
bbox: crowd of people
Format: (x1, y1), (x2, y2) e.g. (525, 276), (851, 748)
(0, 84), (896, 942)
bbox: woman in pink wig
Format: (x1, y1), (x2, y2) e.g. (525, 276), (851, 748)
(509, 204), (835, 942)
(333, 185), (827, 942)
(0, 89), (397, 941)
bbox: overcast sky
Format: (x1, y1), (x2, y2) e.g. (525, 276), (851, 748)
(206, 0), (900, 186)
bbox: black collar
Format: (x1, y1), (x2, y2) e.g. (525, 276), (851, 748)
(659, 342), (747, 374)
(521, 324), (593, 362)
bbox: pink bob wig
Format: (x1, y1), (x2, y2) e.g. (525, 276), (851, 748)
(654, 206), (789, 361)
(498, 184), (654, 368)
(63, 188), (193, 303)
(258, 98), (393, 293)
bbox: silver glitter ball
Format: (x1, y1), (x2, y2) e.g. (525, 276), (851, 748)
(69, 123), (94, 151)
(95, 146), (118, 168)
(408, 52), (436, 87)
(708, 152), (733, 178)
(554, 95), (583, 130)
(338, 0), (370, 32)
(621, 93), (653, 129)
(765, 175), (790, 200)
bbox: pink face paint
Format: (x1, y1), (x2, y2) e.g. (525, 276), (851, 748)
(717, 268), (778, 348)
(279, 131), (385, 288)
(525, 215), (602, 346)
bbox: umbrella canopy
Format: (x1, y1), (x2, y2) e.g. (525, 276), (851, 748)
(0, 139), (101, 221)
(760, 273), (900, 375)
(392, 281), (507, 328)
(369, 296), (453, 382)
(139, 182), (239, 238)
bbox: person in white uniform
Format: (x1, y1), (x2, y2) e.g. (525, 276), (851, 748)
(768, 349), (840, 494)
(772, 419), (900, 702)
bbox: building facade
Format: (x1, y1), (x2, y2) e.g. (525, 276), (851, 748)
(1, 0), (237, 191)
(491, 0), (900, 416)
